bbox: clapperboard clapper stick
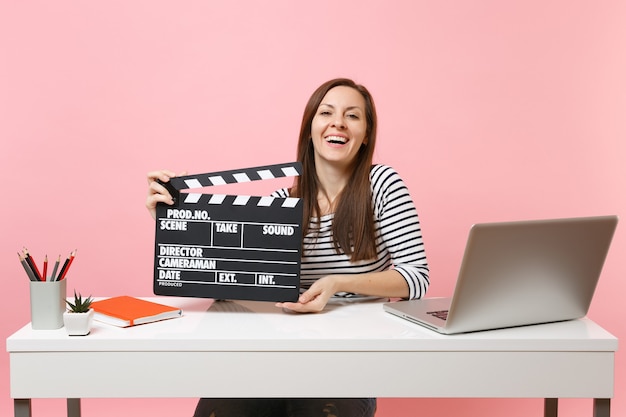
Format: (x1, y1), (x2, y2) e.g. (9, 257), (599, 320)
(154, 162), (303, 302)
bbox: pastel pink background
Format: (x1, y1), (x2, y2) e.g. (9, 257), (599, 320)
(1, 1), (624, 416)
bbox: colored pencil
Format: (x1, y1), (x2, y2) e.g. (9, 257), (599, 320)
(56, 253), (71, 281)
(50, 255), (60, 283)
(60, 250), (77, 280)
(18, 252), (38, 282)
(42, 255), (48, 282)
(23, 248), (43, 281)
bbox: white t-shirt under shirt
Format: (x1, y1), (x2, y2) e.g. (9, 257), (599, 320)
(273, 164), (429, 300)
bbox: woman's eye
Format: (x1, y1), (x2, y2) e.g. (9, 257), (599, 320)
(319, 111), (331, 116)
(347, 114), (360, 119)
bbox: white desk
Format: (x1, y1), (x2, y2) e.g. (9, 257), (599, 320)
(7, 297), (618, 417)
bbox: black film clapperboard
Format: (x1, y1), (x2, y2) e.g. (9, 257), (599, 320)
(154, 162), (303, 302)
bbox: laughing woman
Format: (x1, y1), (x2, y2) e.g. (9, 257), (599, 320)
(146, 78), (430, 417)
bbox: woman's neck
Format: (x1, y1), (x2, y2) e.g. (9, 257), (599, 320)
(315, 161), (352, 215)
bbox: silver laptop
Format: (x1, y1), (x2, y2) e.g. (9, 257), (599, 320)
(383, 215), (618, 334)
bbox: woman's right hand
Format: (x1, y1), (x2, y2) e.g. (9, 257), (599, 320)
(145, 170), (186, 220)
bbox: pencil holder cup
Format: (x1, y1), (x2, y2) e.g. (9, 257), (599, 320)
(29, 279), (67, 330)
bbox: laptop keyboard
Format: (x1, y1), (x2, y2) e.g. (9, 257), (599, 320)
(427, 310), (449, 321)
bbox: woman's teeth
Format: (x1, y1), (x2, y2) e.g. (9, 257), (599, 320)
(326, 136), (347, 144)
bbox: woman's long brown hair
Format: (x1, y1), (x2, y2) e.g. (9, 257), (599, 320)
(290, 78), (378, 262)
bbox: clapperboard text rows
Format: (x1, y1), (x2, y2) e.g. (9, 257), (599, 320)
(159, 208), (298, 242)
(157, 245), (299, 265)
(156, 243), (298, 288)
(156, 278), (297, 289)
(156, 270), (297, 288)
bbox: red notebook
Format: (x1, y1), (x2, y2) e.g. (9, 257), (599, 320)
(91, 296), (182, 327)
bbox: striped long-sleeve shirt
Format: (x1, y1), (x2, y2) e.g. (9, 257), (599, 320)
(273, 164), (429, 300)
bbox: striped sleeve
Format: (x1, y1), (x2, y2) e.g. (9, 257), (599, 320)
(371, 165), (430, 299)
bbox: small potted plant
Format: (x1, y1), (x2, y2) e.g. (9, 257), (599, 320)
(63, 290), (94, 336)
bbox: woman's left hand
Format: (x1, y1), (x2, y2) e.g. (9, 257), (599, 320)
(275, 276), (338, 313)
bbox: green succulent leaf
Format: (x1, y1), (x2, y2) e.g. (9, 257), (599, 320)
(66, 290), (93, 313)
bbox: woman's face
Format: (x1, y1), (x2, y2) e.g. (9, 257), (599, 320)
(310, 86), (368, 170)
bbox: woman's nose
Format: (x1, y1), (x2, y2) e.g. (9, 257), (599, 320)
(331, 116), (346, 129)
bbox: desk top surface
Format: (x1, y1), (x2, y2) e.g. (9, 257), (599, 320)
(7, 297), (618, 353)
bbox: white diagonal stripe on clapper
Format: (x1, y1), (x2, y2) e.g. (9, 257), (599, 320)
(257, 169), (275, 180)
(184, 193), (202, 203)
(257, 196), (274, 206)
(208, 194), (227, 204)
(233, 173), (251, 182)
(184, 179), (203, 189)
(282, 197), (299, 208)
(208, 176), (227, 186)
(233, 195), (251, 205)
(281, 166), (300, 177)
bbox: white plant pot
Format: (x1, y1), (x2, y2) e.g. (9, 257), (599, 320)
(63, 309), (94, 336)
